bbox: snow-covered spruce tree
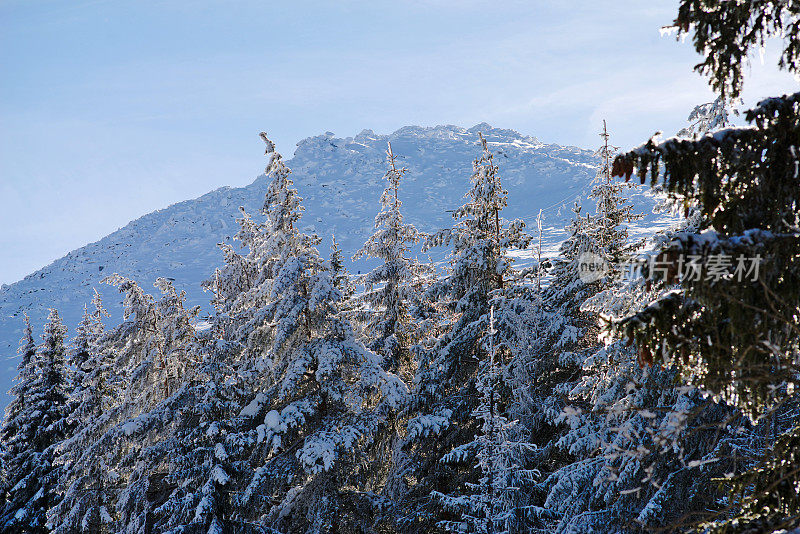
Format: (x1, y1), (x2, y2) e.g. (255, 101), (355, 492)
(589, 121), (642, 267)
(64, 291), (111, 425)
(533, 122), (639, 394)
(433, 307), (539, 534)
(611, 4), (800, 529)
(535, 202), (598, 381)
(504, 123), (645, 531)
(535, 121), (640, 371)
(153, 150), (307, 532)
(233, 262), (408, 532)
(611, 4), (800, 409)
(517, 203), (600, 531)
(145, 326), (242, 534)
(0, 315), (37, 526)
(149, 277), (201, 399)
(70, 291), (109, 374)
(48, 292), (115, 533)
(0, 310), (70, 533)
(50, 277), (201, 533)
(194, 133), (408, 533)
(203, 221), (259, 319)
(550, 142), (779, 531)
(201, 132), (318, 386)
(100, 275), (199, 417)
(538, 116), (769, 533)
(66, 283), (240, 534)
(530, 126), (638, 443)
(541, 347), (747, 532)
(390, 133), (534, 533)
(352, 141), (428, 381)
(330, 236), (354, 299)
(49, 292), (120, 534)
(537, 217), (751, 533)
(105, 276), (201, 532)
(346, 143), (434, 523)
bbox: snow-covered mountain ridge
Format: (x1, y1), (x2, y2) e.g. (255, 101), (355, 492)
(0, 123), (669, 408)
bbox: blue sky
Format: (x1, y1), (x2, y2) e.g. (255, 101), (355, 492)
(1, 0), (797, 285)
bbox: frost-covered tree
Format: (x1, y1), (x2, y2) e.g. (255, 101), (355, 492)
(0, 315), (37, 526)
(49, 291), (121, 534)
(203, 133), (320, 376)
(390, 133), (534, 533)
(511, 123), (648, 532)
(1, 310), (70, 533)
(144, 329), (241, 534)
(192, 133), (409, 533)
(519, 212), (602, 531)
(50, 277), (201, 533)
(677, 96), (739, 140)
(613, 97), (800, 532)
(433, 307), (539, 534)
(100, 275), (199, 416)
(49, 292), (116, 534)
(416, 132), (531, 403)
(353, 142), (428, 380)
(537, 220), (749, 532)
(150, 277), (201, 398)
(531, 123), (640, 441)
(329, 235), (354, 299)
(65, 291), (110, 421)
(538, 122), (639, 358)
(540, 347), (746, 532)
(233, 258), (407, 532)
(70, 292), (108, 373)
(104, 276), (200, 532)
(541, 121), (639, 367)
(589, 121), (642, 267)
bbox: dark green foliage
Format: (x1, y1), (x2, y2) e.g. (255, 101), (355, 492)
(707, 399), (800, 533)
(670, 0), (800, 99)
(611, 3), (800, 530)
(612, 93), (800, 416)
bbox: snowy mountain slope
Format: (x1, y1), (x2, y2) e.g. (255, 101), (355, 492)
(0, 123), (672, 409)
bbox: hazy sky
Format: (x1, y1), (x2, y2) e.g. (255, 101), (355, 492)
(1, 0), (797, 285)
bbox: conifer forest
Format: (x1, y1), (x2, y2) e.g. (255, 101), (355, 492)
(1, 1), (799, 533)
